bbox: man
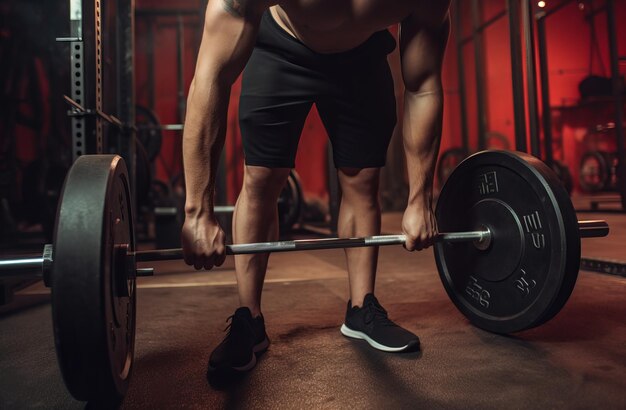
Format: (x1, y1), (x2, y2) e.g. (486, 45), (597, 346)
(181, 0), (450, 374)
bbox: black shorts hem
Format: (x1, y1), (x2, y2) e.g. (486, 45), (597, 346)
(244, 157), (295, 169)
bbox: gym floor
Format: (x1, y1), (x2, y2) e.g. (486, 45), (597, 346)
(1, 211), (625, 409)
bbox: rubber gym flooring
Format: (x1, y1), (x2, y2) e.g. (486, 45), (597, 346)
(1, 211), (625, 409)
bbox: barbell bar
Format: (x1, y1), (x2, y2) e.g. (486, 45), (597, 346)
(0, 220), (608, 274)
(134, 220), (610, 261)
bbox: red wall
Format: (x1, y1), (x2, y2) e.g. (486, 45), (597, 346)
(136, 0), (626, 199)
(447, 0), (626, 192)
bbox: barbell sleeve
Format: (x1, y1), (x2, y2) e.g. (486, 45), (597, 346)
(578, 220), (609, 238)
(0, 244), (53, 280)
(0, 257), (44, 277)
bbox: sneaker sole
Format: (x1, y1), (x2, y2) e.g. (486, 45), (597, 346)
(254, 337), (270, 354)
(340, 324), (419, 353)
(208, 337), (270, 373)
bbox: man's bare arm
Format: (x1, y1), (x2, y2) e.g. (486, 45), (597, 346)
(183, 0), (269, 218)
(399, 4), (450, 249)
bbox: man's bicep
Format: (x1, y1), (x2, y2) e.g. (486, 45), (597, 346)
(399, 12), (450, 92)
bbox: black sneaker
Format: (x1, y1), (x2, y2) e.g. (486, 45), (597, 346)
(341, 293), (420, 352)
(208, 307), (270, 373)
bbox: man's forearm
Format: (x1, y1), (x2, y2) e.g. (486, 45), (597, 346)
(182, 76), (231, 217)
(402, 89), (444, 206)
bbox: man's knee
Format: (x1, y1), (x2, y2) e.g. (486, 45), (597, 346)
(242, 166), (291, 202)
(338, 167), (381, 199)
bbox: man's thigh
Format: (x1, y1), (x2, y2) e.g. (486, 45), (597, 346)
(239, 46), (326, 168)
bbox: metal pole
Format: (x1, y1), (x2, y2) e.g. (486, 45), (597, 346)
(0, 221), (609, 271)
(606, 0), (626, 210)
(507, 0), (528, 152)
(68, 0), (86, 161)
(523, 0), (541, 158)
(134, 230), (493, 260)
(146, 19), (155, 110)
(89, 0), (104, 154)
(536, 13), (554, 166)
(63, 0), (102, 157)
(472, 0), (488, 151)
(133, 220), (610, 261)
(454, 0), (469, 151)
(534, 0), (579, 165)
(117, 0), (136, 207)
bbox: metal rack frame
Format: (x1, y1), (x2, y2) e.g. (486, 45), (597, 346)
(535, 0), (626, 211)
(60, 0), (136, 201)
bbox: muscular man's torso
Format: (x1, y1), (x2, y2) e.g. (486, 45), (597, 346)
(269, 0), (449, 53)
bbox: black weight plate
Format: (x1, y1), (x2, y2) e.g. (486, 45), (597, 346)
(52, 155), (136, 404)
(278, 170), (303, 233)
(434, 150), (580, 334)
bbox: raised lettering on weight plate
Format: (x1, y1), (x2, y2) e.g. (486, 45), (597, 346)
(514, 269), (536, 298)
(465, 276), (491, 308)
(523, 211), (545, 249)
(478, 171), (499, 195)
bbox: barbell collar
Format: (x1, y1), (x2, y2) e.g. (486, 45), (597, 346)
(42, 244), (54, 287)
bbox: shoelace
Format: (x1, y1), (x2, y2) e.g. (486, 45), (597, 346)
(223, 314), (235, 333)
(221, 313), (255, 342)
(217, 315), (236, 343)
(363, 302), (395, 326)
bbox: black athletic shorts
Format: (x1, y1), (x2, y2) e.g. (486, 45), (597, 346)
(239, 11), (398, 169)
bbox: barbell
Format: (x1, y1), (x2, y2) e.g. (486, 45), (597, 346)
(0, 150), (609, 404)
